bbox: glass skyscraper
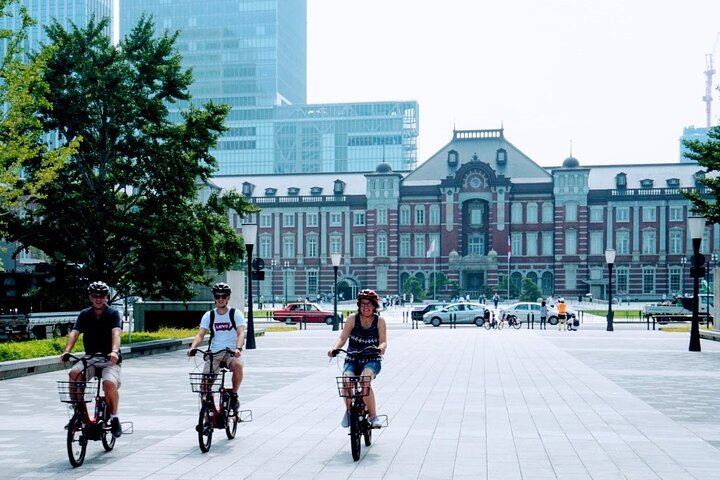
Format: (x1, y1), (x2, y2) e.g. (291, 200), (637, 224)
(121, 0), (418, 174)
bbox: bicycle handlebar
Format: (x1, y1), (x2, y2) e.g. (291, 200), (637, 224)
(189, 347), (237, 360)
(330, 346), (380, 358)
(61, 352), (111, 363)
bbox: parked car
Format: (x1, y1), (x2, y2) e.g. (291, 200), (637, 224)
(501, 302), (560, 325)
(423, 302), (489, 327)
(272, 302), (337, 324)
(411, 302), (447, 322)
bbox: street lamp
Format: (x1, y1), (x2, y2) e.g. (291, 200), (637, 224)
(331, 253), (341, 331)
(605, 248), (616, 332)
(688, 215), (706, 352)
(243, 224), (257, 350)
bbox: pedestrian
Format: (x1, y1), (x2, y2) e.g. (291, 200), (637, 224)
(492, 292), (499, 309)
(540, 300), (548, 330)
(328, 289), (387, 429)
(187, 282), (246, 412)
(557, 298), (567, 331)
(61, 281), (124, 438)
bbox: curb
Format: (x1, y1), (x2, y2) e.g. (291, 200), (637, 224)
(0, 329), (265, 381)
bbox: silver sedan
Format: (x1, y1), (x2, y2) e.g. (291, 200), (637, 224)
(423, 302), (489, 327)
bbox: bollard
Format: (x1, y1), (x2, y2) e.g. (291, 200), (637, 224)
(531, 313), (534, 329)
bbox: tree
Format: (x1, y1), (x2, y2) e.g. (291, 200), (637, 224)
(519, 277), (542, 302)
(682, 125), (720, 220)
(0, 1), (78, 245)
(428, 271), (449, 299)
(403, 276), (426, 302)
(496, 275), (520, 300)
(5, 16), (256, 306)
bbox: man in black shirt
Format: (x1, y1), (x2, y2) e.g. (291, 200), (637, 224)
(61, 281), (123, 437)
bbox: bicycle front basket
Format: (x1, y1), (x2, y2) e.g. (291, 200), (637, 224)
(335, 375), (372, 398)
(57, 380), (97, 403)
(189, 372), (220, 393)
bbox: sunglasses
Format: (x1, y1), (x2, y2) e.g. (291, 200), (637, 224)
(214, 294), (229, 300)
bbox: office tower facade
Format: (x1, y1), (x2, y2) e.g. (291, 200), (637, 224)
(121, 0), (418, 174)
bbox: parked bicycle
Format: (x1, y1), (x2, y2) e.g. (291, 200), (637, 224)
(484, 311), (500, 329)
(330, 346), (388, 461)
(502, 313), (523, 329)
(189, 347), (252, 453)
(57, 353), (133, 468)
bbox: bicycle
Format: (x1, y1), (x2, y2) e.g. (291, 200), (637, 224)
(189, 347), (252, 453)
(330, 346), (388, 461)
(484, 312), (501, 330)
(57, 353), (133, 468)
(503, 313), (522, 329)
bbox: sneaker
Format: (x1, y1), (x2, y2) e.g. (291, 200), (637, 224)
(370, 416), (382, 428)
(341, 411), (350, 428)
(229, 393), (239, 411)
(111, 417), (122, 438)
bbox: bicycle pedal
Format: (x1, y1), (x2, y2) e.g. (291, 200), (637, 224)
(121, 422), (134, 435)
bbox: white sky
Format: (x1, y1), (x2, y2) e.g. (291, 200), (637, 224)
(307, 0), (720, 167)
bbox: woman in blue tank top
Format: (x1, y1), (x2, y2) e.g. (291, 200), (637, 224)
(328, 289), (388, 428)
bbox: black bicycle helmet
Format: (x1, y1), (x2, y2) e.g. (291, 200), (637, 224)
(357, 289), (380, 309)
(87, 281), (110, 295)
(211, 282), (232, 295)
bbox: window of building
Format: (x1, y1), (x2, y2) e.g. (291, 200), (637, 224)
(415, 206), (425, 225)
(353, 235), (366, 257)
(468, 234), (485, 255)
(669, 267), (682, 295)
(542, 231), (553, 256)
(414, 234), (426, 257)
(399, 234), (410, 257)
(616, 268), (629, 294)
(307, 270), (318, 296)
(377, 208), (388, 225)
(669, 229), (683, 254)
(329, 235), (341, 255)
(511, 233), (523, 256)
(377, 233), (388, 257)
(642, 206), (656, 222)
(542, 202), (554, 223)
(616, 230), (630, 255)
(565, 203), (577, 222)
(702, 228), (710, 254)
(306, 212), (318, 227)
(354, 211), (365, 226)
(541, 271), (553, 294)
(565, 229), (577, 255)
(589, 231), (604, 255)
(669, 206), (683, 221)
(589, 267), (603, 280)
(616, 207), (630, 223)
(429, 205), (440, 225)
(526, 203), (538, 224)
(260, 213), (272, 228)
(306, 236), (317, 257)
(259, 236), (271, 259)
(590, 206), (604, 223)
(283, 236), (294, 258)
(283, 213), (295, 227)
(511, 203), (523, 223)
(470, 205), (484, 225)
(642, 229), (656, 254)
(526, 232), (538, 256)
(643, 267), (655, 294)
(565, 267), (577, 290)
(399, 206), (411, 225)
(330, 212), (342, 226)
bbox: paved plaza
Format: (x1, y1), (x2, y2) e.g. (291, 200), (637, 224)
(2, 311), (720, 479)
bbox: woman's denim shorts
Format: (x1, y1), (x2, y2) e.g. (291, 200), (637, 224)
(343, 360), (381, 377)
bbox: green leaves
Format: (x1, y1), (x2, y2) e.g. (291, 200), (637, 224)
(5, 14), (255, 305)
(682, 126), (720, 223)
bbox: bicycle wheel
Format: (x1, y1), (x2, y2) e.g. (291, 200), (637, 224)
(197, 403), (213, 453)
(497, 320), (504, 330)
(484, 320), (491, 330)
(66, 414), (87, 468)
(100, 402), (116, 451)
(513, 319), (521, 329)
(225, 406), (238, 440)
(350, 408), (361, 461)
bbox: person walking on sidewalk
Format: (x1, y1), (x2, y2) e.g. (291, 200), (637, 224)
(328, 289), (388, 429)
(188, 282), (246, 412)
(61, 281), (124, 437)
(540, 300), (548, 330)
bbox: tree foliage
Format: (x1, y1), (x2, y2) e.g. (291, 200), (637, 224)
(0, 0), (78, 242)
(682, 125), (720, 221)
(5, 16), (256, 306)
(519, 277), (542, 302)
